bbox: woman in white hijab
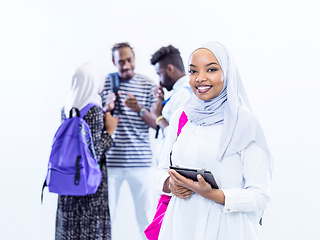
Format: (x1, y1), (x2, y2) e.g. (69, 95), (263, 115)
(153, 42), (273, 240)
(56, 63), (118, 240)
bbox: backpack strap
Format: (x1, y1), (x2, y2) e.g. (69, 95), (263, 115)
(80, 103), (105, 118)
(177, 111), (188, 136)
(169, 111), (188, 166)
(69, 107), (80, 118)
(41, 180), (46, 204)
(109, 73), (120, 94)
(109, 73), (122, 115)
(156, 87), (191, 139)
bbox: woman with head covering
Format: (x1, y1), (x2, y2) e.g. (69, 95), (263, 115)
(55, 63), (118, 240)
(153, 42), (273, 240)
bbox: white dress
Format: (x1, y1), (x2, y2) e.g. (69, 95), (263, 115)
(154, 108), (272, 240)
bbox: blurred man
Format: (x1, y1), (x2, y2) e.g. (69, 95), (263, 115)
(150, 45), (192, 164)
(101, 42), (157, 240)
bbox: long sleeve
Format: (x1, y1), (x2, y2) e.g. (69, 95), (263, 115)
(153, 108), (183, 194)
(221, 142), (272, 213)
(83, 106), (114, 163)
(154, 107), (272, 214)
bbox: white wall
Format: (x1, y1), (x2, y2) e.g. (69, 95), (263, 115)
(0, 0), (319, 239)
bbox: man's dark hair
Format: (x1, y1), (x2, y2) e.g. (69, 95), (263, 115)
(150, 45), (185, 72)
(112, 42), (134, 61)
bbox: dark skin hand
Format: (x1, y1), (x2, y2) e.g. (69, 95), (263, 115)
(123, 92), (141, 112)
(154, 85), (165, 100)
(123, 92), (157, 129)
(151, 85), (165, 117)
(163, 170), (193, 199)
(166, 169), (225, 204)
(103, 112), (119, 135)
(150, 86), (169, 129)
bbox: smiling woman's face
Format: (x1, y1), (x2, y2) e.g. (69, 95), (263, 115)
(188, 48), (224, 101)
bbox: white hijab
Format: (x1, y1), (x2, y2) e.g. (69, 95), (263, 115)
(64, 63), (104, 117)
(184, 42), (272, 164)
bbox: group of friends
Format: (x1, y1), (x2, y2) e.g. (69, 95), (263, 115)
(55, 41), (273, 240)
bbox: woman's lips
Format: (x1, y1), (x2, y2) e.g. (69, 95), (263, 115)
(196, 85), (212, 93)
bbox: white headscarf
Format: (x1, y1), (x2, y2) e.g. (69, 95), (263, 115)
(184, 42), (272, 164)
(64, 63), (104, 117)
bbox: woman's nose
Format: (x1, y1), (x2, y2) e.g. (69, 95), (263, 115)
(196, 71), (207, 82)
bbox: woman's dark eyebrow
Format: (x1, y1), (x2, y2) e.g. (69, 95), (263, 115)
(189, 62), (219, 68)
(205, 62), (219, 67)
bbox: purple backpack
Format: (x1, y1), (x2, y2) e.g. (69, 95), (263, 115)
(41, 103), (102, 202)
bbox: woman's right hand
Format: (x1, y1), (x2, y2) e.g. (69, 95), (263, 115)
(168, 169), (225, 204)
(164, 170), (193, 199)
(104, 112), (119, 135)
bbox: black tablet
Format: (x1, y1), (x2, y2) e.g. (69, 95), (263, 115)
(169, 166), (219, 189)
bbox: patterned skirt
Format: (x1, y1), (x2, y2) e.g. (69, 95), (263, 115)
(55, 164), (111, 240)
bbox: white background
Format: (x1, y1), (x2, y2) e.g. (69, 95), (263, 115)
(0, 0), (319, 239)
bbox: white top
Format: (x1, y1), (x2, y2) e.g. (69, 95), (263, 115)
(154, 108), (272, 240)
(155, 75), (192, 164)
